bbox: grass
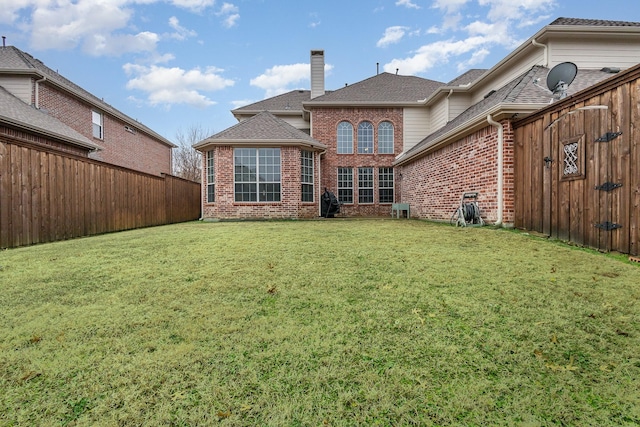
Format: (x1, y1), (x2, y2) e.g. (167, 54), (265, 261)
(1, 219), (639, 426)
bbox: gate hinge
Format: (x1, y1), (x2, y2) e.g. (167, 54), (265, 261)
(595, 131), (622, 142)
(595, 182), (623, 192)
(595, 221), (622, 231)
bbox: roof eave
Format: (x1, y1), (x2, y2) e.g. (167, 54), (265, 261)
(393, 103), (547, 166)
(194, 138), (327, 151)
(0, 115), (103, 152)
(303, 101), (424, 108)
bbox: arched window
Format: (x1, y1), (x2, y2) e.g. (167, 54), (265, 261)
(357, 121), (373, 154)
(378, 121), (394, 154)
(337, 121), (353, 154)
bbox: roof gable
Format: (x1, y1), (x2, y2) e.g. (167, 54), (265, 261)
(194, 111), (325, 150)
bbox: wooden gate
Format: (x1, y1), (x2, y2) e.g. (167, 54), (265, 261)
(514, 64), (640, 256)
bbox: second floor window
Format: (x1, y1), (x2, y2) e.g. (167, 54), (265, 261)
(357, 121), (373, 154)
(92, 111), (103, 139)
(378, 121), (394, 154)
(337, 121), (353, 154)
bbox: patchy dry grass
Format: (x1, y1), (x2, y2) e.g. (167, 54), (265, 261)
(0, 220), (639, 426)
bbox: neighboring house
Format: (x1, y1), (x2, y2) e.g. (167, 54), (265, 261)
(0, 45), (175, 176)
(195, 18), (640, 223)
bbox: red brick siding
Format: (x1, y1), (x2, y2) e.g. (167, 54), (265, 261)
(311, 107), (402, 216)
(201, 146), (320, 219)
(398, 121), (515, 225)
(37, 82), (171, 176)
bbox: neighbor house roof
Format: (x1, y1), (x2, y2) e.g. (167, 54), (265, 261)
(446, 69), (488, 86)
(0, 85), (101, 151)
(394, 65), (618, 166)
(303, 72), (445, 106)
(0, 46), (175, 147)
(549, 17), (640, 27)
(193, 111), (326, 151)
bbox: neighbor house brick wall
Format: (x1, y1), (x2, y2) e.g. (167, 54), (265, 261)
(398, 120), (515, 225)
(311, 107), (403, 216)
(202, 146), (320, 219)
(37, 82), (172, 176)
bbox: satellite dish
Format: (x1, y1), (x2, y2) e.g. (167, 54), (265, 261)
(546, 62), (577, 100)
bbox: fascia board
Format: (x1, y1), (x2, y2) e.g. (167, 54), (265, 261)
(193, 138), (327, 151)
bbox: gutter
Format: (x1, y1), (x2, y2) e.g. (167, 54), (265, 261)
(486, 114), (503, 227)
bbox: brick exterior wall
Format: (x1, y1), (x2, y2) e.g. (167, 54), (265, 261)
(397, 120), (515, 225)
(311, 107), (403, 217)
(202, 146), (320, 220)
(37, 82), (172, 176)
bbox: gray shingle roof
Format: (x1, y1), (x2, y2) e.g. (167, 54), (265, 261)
(550, 17), (640, 27)
(305, 72), (445, 105)
(194, 111), (326, 150)
(446, 69), (487, 86)
(233, 90), (312, 113)
(396, 65), (617, 164)
(0, 46), (175, 147)
(0, 85), (101, 150)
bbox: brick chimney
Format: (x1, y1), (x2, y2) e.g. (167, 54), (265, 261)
(310, 50), (325, 99)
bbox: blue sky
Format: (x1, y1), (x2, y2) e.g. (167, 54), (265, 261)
(1, 0), (637, 142)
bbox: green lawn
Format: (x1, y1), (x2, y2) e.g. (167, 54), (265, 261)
(1, 220), (639, 426)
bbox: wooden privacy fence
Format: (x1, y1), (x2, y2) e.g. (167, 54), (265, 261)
(0, 139), (201, 249)
(514, 64), (640, 256)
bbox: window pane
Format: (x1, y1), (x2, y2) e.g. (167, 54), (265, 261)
(206, 151), (215, 203)
(358, 167), (374, 204)
(234, 148), (280, 202)
(378, 167), (394, 204)
(357, 122), (373, 154)
(337, 122), (353, 154)
(301, 150), (314, 202)
(337, 167), (353, 204)
(92, 111), (103, 139)
(378, 121), (394, 154)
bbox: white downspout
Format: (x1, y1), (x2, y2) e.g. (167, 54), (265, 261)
(34, 76), (46, 108)
(531, 38), (548, 67)
(487, 114), (503, 227)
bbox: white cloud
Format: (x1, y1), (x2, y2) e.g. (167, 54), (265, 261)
(385, 0), (558, 75)
(168, 16), (197, 40)
(396, 0), (421, 9)
(250, 63), (334, 98)
(123, 63), (235, 108)
(377, 26), (409, 48)
(478, 0), (556, 22)
(170, 0), (216, 12)
(216, 2), (240, 28)
(0, 0), (32, 24)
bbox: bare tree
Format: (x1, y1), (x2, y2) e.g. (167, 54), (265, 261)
(172, 125), (212, 182)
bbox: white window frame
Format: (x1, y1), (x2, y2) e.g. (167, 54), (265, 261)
(234, 148), (281, 202)
(357, 121), (374, 154)
(378, 121), (394, 154)
(358, 167), (374, 204)
(92, 111), (103, 139)
(206, 150), (215, 203)
(337, 121), (353, 154)
(337, 167), (353, 204)
(378, 167), (394, 204)
(301, 150), (314, 202)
